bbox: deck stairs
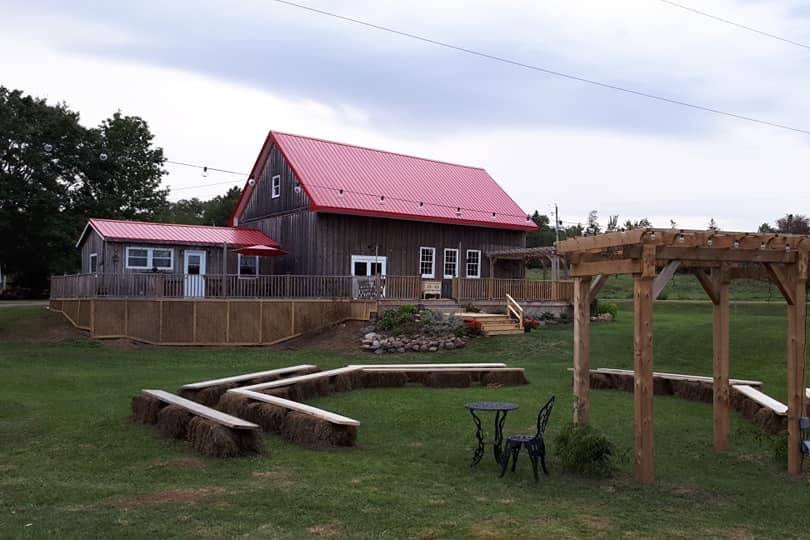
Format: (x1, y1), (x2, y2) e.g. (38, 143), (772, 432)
(457, 313), (524, 336)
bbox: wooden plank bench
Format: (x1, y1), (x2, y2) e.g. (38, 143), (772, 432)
(233, 389), (360, 426)
(180, 364), (319, 390)
(574, 368), (763, 388)
(350, 363), (507, 370)
(143, 389), (259, 429)
(732, 385), (788, 415)
(238, 366), (363, 392)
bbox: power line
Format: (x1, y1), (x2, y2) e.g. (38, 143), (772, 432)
(657, 0), (810, 51)
(165, 160), (247, 176)
(270, 0), (810, 137)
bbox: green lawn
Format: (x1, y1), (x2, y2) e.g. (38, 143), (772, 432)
(1, 304), (808, 538)
(527, 269), (782, 301)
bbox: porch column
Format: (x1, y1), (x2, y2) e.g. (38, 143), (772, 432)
(712, 266), (730, 451)
(787, 252), (808, 475)
(573, 276), (591, 423)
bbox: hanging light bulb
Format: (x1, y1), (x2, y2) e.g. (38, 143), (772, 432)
(294, 181), (302, 194)
(650, 232), (656, 240)
(526, 214), (531, 222)
(43, 143), (53, 153)
(491, 212), (497, 220)
(99, 152), (108, 162)
(337, 189), (344, 197)
(418, 201), (423, 207)
(455, 207), (462, 217)
(379, 195), (385, 205)
(247, 176), (256, 186)
(678, 233), (685, 243)
(707, 239), (713, 246)
(733, 240), (740, 248)
(201, 166), (208, 178)
(760, 241), (766, 250)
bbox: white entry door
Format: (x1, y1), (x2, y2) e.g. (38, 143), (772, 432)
(184, 250), (206, 297)
(350, 255), (387, 298)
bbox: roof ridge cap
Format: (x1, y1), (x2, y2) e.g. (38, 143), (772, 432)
(90, 217), (241, 231)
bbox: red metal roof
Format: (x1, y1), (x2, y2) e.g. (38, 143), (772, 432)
(231, 131), (537, 231)
(79, 218), (280, 248)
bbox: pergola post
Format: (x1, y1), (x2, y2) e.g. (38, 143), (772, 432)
(787, 251), (808, 475)
(573, 276), (592, 423)
(634, 245), (656, 483)
(711, 266), (730, 451)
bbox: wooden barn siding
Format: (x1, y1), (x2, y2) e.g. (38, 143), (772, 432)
(244, 211), (525, 278)
(241, 143), (310, 221)
(78, 240), (247, 275)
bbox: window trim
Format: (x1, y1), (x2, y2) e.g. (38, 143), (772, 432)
(271, 174), (281, 199)
(443, 248), (459, 279)
(125, 246), (174, 271)
(466, 249), (481, 279)
(89, 253), (98, 274)
(237, 254), (259, 278)
(419, 246), (436, 279)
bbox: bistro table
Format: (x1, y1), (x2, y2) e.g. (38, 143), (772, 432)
(465, 401), (520, 467)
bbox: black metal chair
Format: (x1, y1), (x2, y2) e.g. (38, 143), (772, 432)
(500, 396), (555, 481)
(800, 417), (810, 468)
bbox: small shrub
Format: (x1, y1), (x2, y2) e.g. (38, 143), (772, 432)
(464, 319), (483, 336)
(596, 301), (619, 319)
(539, 311), (556, 321)
(462, 303), (481, 313)
(523, 317), (540, 331)
(555, 422), (617, 477)
(376, 305), (421, 334)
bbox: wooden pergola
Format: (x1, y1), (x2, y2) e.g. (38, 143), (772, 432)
(556, 228), (808, 483)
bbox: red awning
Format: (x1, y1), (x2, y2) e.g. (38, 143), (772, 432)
(233, 244), (288, 256)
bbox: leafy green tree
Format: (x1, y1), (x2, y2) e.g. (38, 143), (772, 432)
(201, 186), (241, 226)
(526, 210), (557, 247)
(0, 87), (88, 290)
(72, 112), (167, 220)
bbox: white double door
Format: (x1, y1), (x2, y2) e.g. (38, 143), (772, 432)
(351, 255), (387, 298)
(184, 250), (207, 297)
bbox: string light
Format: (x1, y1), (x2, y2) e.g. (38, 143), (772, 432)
(99, 152), (109, 161)
(201, 166), (209, 178)
(43, 143), (53, 153)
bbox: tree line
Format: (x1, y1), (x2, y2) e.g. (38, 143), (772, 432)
(0, 86), (239, 292)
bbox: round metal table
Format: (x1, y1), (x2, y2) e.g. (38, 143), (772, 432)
(465, 401), (519, 467)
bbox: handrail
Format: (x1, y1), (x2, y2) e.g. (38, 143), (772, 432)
(505, 293), (524, 328)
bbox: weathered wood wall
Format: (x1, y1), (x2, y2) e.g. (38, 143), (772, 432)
(241, 143), (311, 221)
(50, 298), (375, 346)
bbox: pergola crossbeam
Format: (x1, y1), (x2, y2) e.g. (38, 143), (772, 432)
(653, 261), (680, 300)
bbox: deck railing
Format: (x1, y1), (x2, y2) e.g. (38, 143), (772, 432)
(50, 273), (573, 302)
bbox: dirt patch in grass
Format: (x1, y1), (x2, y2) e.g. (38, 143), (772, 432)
(251, 470), (298, 488)
(278, 320), (367, 353)
(109, 487), (223, 508)
(149, 457), (207, 469)
(307, 522), (344, 538)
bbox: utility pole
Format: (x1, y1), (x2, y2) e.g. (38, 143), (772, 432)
(553, 204), (561, 281)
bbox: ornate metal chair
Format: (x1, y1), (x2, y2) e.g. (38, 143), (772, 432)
(499, 396), (555, 481)
(800, 417), (810, 467)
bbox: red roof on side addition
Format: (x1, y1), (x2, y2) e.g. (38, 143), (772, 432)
(78, 218), (280, 248)
(230, 131), (537, 231)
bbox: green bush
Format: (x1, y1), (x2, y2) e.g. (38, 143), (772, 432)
(554, 422), (617, 477)
(375, 305), (463, 336)
(597, 301), (619, 319)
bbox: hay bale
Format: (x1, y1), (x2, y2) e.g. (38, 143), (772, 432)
(261, 387), (291, 400)
(217, 392), (252, 417)
(403, 371), (430, 384)
(424, 371), (471, 388)
(481, 370), (529, 386)
(612, 373), (634, 393)
(293, 381), (319, 401)
(156, 405), (194, 439)
(652, 377), (673, 396)
(330, 373), (355, 392)
(247, 374), (279, 386)
(244, 402), (288, 433)
(589, 372), (613, 390)
(753, 408), (788, 435)
(671, 380), (712, 403)
(187, 417), (265, 458)
(280, 411), (357, 448)
(363, 371), (408, 388)
(314, 378), (331, 397)
(196, 383), (238, 407)
(131, 395), (166, 424)
(280, 367), (321, 379)
(178, 388), (201, 402)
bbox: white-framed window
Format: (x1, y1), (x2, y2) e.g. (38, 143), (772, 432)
(419, 247), (435, 278)
(271, 174), (281, 198)
(238, 254), (259, 277)
(466, 249), (481, 278)
(443, 248), (458, 278)
(125, 246), (174, 271)
(89, 253), (98, 274)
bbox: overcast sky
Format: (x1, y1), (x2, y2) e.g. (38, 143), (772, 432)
(3, 0), (809, 230)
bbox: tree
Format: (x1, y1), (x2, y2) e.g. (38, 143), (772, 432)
(72, 112), (167, 221)
(0, 86), (169, 292)
(161, 186), (242, 227)
(776, 214), (810, 235)
(622, 218), (652, 230)
(201, 186), (241, 226)
(758, 222), (776, 233)
(606, 215), (619, 232)
(586, 210), (600, 235)
(525, 210), (557, 248)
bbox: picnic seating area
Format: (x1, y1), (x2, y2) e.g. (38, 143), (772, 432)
(131, 362), (530, 457)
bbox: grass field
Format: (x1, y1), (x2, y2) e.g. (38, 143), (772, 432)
(1, 304), (808, 538)
(527, 269), (781, 301)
